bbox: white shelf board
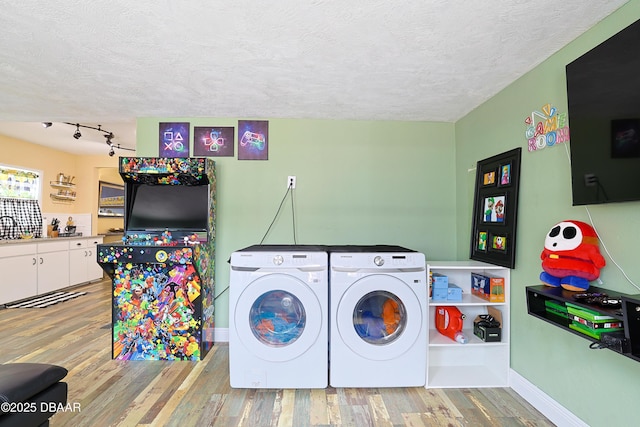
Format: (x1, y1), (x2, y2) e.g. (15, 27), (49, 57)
(429, 293), (507, 306)
(427, 260), (508, 270)
(428, 328), (509, 346)
(427, 364), (509, 388)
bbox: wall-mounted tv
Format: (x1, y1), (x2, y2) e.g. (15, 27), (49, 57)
(125, 183), (209, 233)
(566, 18), (640, 205)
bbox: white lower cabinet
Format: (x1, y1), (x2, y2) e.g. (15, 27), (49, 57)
(0, 236), (105, 305)
(36, 240), (70, 294)
(426, 261), (510, 388)
(0, 243), (38, 305)
(69, 237), (104, 285)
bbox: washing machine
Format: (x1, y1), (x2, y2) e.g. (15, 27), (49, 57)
(229, 245), (329, 388)
(329, 246), (427, 387)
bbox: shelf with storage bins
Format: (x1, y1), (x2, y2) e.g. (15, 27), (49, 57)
(426, 261), (510, 388)
(50, 181), (76, 202)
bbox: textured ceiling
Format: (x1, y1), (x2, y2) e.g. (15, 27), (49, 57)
(0, 0), (629, 154)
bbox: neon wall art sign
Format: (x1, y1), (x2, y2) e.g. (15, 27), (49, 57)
(193, 126), (234, 157)
(238, 120), (269, 160)
(525, 103), (570, 152)
(159, 122), (190, 158)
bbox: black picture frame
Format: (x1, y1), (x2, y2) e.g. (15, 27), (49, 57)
(98, 181), (125, 217)
(470, 148), (521, 268)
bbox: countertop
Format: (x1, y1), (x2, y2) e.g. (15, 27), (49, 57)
(0, 235), (103, 246)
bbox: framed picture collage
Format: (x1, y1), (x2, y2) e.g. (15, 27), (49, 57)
(470, 147), (522, 268)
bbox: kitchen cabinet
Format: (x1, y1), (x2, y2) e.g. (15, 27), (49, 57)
(0, 236), (105, 305)
(426, 261), (510, 388)
(37, 240), (70, 294)
(0, 243), (37, 305)
(69, 236), (104, 285)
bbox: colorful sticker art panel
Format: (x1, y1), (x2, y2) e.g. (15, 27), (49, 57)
(112, 262), (202, 361)
(120, 157), (207, 177)
(238, 120), (269, 160)
(119, 157), (209, 185)
(159, 122), (190, 158)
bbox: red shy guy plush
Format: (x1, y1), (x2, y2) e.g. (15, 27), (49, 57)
(540, 220), (606, 291)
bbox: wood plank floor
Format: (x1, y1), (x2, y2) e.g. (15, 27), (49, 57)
(0, 279), (555, 426)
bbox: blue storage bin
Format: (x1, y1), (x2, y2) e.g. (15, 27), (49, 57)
(432, 288), (448, 301)
(447, 284), (463, 301)
(432, 273), (449, 289)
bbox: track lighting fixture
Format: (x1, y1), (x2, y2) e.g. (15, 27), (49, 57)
(43, 121), (135, 155)
(73, 124), (82, 139)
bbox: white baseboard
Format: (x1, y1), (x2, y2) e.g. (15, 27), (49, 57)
(509, 369), (588, 427)
(214, 327), (229, 343)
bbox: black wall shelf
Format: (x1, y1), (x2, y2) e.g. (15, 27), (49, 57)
(526, 284), (640, 363)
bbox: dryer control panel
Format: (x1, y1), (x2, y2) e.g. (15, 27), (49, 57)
(332, 252), (425, 270)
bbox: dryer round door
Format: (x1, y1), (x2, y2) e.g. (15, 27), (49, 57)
(234, 273), (324, 362)
(336, 274), (423, 361)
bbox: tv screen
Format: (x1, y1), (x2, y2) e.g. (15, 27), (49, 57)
(566, 18), (640, 205)
(125, 184), (209, 232)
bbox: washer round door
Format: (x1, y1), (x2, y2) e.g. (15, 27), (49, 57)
(234, 273), (324, 362)
(336, 274), (423, 361)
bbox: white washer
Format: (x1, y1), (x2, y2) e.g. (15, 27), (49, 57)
(229, 246), (328, 388)
(329, 247), (427, 387)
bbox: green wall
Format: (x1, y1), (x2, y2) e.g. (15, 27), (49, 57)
(455, 2), (640, 426)
(134, 5), (640, 423)
(136, 118), (456, 332)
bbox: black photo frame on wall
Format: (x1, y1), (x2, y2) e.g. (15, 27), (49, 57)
(470, 147), (522, 268)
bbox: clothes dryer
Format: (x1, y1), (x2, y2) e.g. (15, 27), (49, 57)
(229, 245), (328, 388)
(329, 246), (427, 387)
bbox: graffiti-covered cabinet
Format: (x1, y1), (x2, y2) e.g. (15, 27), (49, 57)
(97, 157), (216, 360)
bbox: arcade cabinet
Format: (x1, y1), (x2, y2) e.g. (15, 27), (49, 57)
(97, 157), (216, 360)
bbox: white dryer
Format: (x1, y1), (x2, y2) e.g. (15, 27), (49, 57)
(229, 245), (328, 388)
(329, 246), (427, 387)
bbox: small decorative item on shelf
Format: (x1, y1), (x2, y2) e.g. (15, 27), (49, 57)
(56, 173), (74, 185)
(539, 220), (606, 291)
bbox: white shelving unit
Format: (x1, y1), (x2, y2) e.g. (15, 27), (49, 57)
(426, 260), (510, 388)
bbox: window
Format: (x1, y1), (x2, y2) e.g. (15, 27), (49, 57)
(0, 165), (42, 239)
(0, 165), (40, 200)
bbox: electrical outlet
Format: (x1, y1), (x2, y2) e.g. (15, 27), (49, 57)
(287, 176), (296, 189)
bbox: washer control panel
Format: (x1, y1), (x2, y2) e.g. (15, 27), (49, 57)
(371, 253), (418, 267)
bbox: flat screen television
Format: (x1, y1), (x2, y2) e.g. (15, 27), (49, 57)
(566, 18), (640, 205)
(125, 183), (209, 233)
